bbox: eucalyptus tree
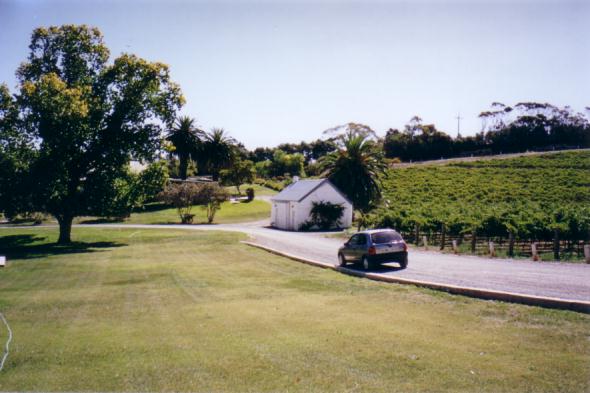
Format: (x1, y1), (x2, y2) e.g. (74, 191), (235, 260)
(322, 122), (378, 143)
(166, 116), (203, 179)
(0, 25), (183, 243)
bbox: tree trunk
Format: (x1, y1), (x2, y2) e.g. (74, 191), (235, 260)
(471, 230), (477, 253)
(508, 231), (515, 257)
(57, 215), (74, 244)
(440, 223), (446, 250)
(414, 224), (420, 245)
(179, 155), (188, 180)
(207, 204), (214, 224)
(553, 229), (560, 260)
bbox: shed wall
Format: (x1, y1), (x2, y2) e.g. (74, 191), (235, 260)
(293, 182), (353, 230)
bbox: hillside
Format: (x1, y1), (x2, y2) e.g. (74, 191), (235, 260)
(390, 148), (590, 168)
(372, 151), (590, 260)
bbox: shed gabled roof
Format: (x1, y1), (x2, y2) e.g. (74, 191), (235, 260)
(270, 178), (352, 205)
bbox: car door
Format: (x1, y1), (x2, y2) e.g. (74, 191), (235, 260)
(342, 234), (360, 261)
(353, 234), (368, 261)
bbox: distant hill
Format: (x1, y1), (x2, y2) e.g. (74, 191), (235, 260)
(391, 148), (590, 168)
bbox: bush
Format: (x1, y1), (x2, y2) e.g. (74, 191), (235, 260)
(246, 187), (255, 202)
(158, 183), (202, 223)
(308, 201), (345, 230)
(299, 220), (314, 231)
(5, 212), (47, 225)
(85, 162), (169, 220)
(219, 159), (255, 194)
(195, 183), (229, 223)
(30, 212), (45, 225)
(158, 182), (229, 224)
(181, 214), (195, 224)
(257, 178), (288, 191)
(304, 161), (322, 177)
(132, 161), (169, 206)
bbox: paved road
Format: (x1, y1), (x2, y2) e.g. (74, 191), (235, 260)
(84, 222), (590, 303)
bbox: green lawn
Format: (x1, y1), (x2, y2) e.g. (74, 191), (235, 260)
(226, 183), (278, 197)
(0, 227), (588, 392)
(5, 184), (276, 227)
(81, 199), (271, 225)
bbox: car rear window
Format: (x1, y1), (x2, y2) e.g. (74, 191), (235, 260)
(371, 231), (402, 244)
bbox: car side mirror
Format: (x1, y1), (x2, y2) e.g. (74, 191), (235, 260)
(344, 241), (350, 247)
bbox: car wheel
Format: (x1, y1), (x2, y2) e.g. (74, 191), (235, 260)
(399, 255), (408, 269)
(362, 256), (371, 271)
(338, 253), (346, 267)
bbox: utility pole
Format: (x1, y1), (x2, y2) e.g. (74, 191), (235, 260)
(455, 113), (463, 138)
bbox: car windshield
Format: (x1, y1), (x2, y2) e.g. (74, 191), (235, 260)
(371, 231), (402, 244)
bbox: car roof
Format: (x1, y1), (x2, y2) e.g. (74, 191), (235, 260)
(354, 228), (399, 235)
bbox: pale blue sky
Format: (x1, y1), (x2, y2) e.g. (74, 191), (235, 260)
(1, 0), (588, 148)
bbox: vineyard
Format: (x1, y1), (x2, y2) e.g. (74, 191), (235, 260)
(370, 151), (590, 261)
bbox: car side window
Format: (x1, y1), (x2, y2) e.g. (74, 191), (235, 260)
(348, 235), (359, 245)
(357, 234), (368, 245)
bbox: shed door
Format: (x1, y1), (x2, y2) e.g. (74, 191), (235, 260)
(275, 202), (289, 228)
(290, 205), (296, 230)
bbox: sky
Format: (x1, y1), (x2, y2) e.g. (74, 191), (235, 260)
(0, 0), (588, 149)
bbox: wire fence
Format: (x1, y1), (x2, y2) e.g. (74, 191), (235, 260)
(0, 312), (13, 372)
(401, 231), (589, 260)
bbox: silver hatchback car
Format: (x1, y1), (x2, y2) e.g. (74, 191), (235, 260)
(338, 229), (408, 270)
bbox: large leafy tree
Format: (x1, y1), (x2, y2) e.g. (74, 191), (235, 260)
(166, 116), (203, 180)
(0, 25), (183, 243)
(0, 84), (37, 220)
(201, 128), (236, 180)
(320, 129), (388, 228)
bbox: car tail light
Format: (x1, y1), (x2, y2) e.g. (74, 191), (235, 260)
(403, 242), (407, 252)
(368, 246), (376, 255)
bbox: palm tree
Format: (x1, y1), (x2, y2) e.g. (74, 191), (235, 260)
(320, 133), (388, 229)
(201, 128), (236, 180)
(166, 116), (203, 179)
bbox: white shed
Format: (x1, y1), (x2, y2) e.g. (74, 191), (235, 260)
(270, 178), (353, 231)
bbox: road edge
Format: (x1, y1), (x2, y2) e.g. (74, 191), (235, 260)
(241, 241), (590, 314)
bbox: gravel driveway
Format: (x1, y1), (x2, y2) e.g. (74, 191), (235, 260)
(84, 222), (590, 303)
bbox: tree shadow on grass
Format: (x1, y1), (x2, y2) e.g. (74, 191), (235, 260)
(78, 217), (124, 224)
(0, 234), (126, 260)
(133, 202), (171, 213)
(77, 203), (173, 224)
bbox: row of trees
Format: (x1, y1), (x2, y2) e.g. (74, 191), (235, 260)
(250, 139), (336, 165)
(383, 103), (590, 162)
(166, 117), (240, 181)
(165, 127), (336, 184)
(243, 103), (589, 181)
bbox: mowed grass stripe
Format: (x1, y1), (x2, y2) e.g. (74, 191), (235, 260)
(0, 227), (588, 392)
